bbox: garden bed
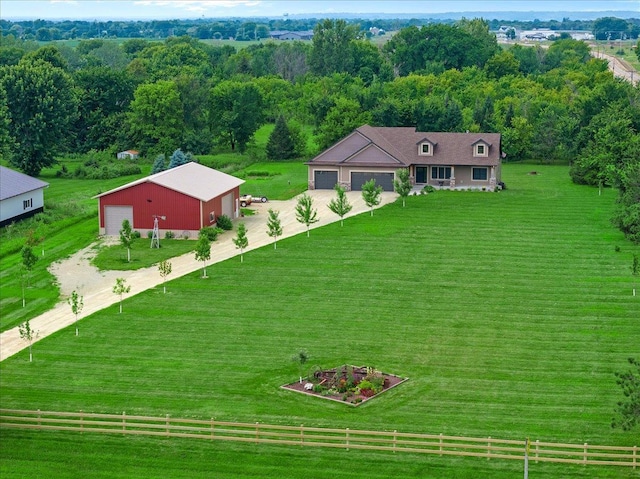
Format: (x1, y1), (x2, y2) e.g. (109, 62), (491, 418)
(281, 365), (407, 406)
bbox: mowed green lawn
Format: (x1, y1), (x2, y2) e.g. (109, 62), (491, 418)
(1, 164), (639, 478)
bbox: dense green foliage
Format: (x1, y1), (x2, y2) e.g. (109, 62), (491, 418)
(612, 357), (640, 431)
(0, 55), (78, 175)
(1, 165), (638, 479)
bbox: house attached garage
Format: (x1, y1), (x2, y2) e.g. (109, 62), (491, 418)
(314, 170), (338, 190)
(351, 172), (395, 191)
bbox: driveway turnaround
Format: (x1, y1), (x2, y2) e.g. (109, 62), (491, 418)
(0, 191), (397, 361)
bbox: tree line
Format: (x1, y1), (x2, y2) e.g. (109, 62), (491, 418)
(3, 16), (638, 42)
(0, 18), (638, 242)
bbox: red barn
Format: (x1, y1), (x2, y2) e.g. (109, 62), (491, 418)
(94, 162), (244, 237)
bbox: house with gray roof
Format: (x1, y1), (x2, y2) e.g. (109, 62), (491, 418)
(0, 165), (49, 227)
(307, 125), (502, 192)
(94, 162), (244, 237)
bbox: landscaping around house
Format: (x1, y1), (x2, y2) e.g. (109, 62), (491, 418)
(282, 365), (407, 405)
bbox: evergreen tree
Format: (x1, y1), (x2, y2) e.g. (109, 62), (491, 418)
(168, 148), (187, 169)
(266, 115), (296, 160)
(151, 154), (166, 174)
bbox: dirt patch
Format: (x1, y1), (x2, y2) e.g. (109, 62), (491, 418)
(281, 365), (407, 406)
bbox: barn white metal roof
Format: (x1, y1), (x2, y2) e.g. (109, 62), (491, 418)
(93, 162), (245, 202)
(0, 165), (49, 201)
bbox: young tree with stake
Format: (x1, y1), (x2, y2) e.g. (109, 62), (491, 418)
(195, 235), (211, 278)
(18, 319), (38, 362)
(328, 184), (352, 226)
(119, 219), (133, 263)
(632, 254), (638, 297)
(233, 222), (249, 262)
(295, 193), (319, 237)
(158, 260), (172, 293)
(394, 168), (412, 207)
(21, 244), (38, 287)
(362, 179), (383, 216)
(266, 209), (283, 249)
(68, 289), (84, 336)
(112, 278), (130, 313)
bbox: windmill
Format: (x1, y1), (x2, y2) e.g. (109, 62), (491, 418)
(150, 215), (166, 248)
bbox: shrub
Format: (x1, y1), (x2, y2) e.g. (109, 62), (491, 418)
(165, 231), (175, 239)
(147, 230), (153, 239)
(199, 227), (219, 241)
(216, 214), (233, 231)
(133, 230), (141, 239)
(423, 185), (436, 194)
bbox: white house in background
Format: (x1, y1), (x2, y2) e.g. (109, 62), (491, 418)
(116, 149), (139, 160)
(0, 165), (49, 227)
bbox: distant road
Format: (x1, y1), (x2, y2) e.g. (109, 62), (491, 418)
(590, 49), (639, 85)
(499, 39), (639, 85)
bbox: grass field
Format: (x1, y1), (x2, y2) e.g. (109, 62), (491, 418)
(1, 164), (638, 478)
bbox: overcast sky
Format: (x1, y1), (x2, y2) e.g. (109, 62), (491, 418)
(1, 0), (638, 20)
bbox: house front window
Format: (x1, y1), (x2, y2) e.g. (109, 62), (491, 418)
(431, 167), (451, 180)
(472, 167), (488, 181)
(23, 198), (32, 209)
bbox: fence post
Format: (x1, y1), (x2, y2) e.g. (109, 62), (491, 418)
(210, 417), (215, 439)
(166, 414), (170, 437)
(300, 424), (304, 446)
(122, 411), (126, 436)
(346, 428), (350, 451)
(393, 430), (397, 453)
(439, 433), (443, 456)
(255, 422), (260, 444)
(535, 440), (539, 463)
(37, 409), (41, 430)
(583, 443), (588, 465)
(80, 410), (83, 434)
(487, 436), (492, 460)
(633, 445), (637, 470)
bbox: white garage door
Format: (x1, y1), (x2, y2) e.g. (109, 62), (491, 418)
(104, 206), (133, 236)
(221, 192), (233, 218)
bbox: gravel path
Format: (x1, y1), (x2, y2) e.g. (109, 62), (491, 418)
(0, 191), (397, 361)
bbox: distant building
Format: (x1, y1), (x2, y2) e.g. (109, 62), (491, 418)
(269, 30), (314, 40)
(117, 150), (140, 160)
(0, 165), (49, 227)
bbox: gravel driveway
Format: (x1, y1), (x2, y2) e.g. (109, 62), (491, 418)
(0, 190), (397, 361)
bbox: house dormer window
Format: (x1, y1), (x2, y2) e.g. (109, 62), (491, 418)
(474, 143), (488, 157)
(419, 142), (433, 156)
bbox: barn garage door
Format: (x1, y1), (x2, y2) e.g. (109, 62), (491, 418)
(351, 172), (394, 191)
(314, 170), (338, 190)
(221, 192), (233, 218)
(104, 206), (133, 236)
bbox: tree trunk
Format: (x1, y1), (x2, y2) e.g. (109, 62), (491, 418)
(119, 301), (123, 313)
(127, 248), (131, 262)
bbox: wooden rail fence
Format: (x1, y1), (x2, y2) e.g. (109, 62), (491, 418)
(0, 409), (636, 469)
